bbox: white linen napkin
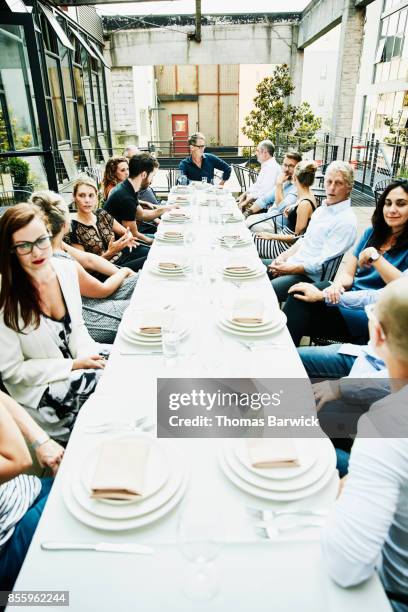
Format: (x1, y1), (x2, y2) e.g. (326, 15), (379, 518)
(91, 438), (150, 500)
(246, 438), (299, 468)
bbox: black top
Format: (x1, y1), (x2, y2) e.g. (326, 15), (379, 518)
(287, 198), (316, 233)
(104, 179), (139, 225)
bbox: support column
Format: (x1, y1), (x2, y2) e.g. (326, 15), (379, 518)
(290, 24), (304, 106)
(331, 0), (365, 137)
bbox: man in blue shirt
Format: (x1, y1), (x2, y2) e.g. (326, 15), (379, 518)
(244, 151), (301, 232)
(178, 132), (231, 185)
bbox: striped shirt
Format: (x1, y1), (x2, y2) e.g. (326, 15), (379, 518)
(0, 475), (41, 549)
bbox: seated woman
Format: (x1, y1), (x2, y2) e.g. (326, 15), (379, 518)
(30, 191), (138, 344)
(254, 161), (317, 261)
(66, 178), (148, 272)
(283, 179), (408, 346)
(101, 156), (129, 201)
(0, 204), (107, 443)
(102, 155), (158, 235)
(0, 392), (64, 591)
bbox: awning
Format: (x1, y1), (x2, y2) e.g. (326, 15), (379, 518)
(88, 39), (110, 69)
(68, 25), (98, 61)
(38, 4), (74, 51)
(4, 0), (29, 12)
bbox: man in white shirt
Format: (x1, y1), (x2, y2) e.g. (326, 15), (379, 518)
(237, 140), (280, 210)
(269, 161), (358, 303)
(321, 277), (408, 611)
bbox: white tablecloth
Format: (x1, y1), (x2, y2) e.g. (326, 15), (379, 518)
(14, 190), (391, 611)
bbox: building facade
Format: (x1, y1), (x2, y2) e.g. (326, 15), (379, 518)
(0, 0), (111, 194)
(352, 0), (408, 141)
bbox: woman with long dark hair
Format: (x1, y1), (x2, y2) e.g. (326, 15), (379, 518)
(0, 204), (107, 442)
(282, 179), (408, 346)
(101, 156), (129, 201)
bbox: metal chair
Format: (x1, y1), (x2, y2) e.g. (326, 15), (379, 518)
(320, 253), (344, 282)
(85, 166), (103, 189)
(166, 168), (179, 191)
(232, 164), (248, 194)
(0, 189), (33, 206)
(374, 178), (391, 205)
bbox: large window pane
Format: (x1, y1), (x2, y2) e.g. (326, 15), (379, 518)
(59, 43), (73, 98)
(0, 25), (38, 151)
(46, 54), (67, 141)
(73, 66), (88, 135)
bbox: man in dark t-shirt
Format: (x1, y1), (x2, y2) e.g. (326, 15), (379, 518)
(104, 153), (177, 245)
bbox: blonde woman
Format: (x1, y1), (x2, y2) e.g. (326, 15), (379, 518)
(67, 178), (148, 271)
(254, 161), (318, 260)
(30, 191), (139, 343)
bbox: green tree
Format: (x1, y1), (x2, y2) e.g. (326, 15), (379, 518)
(242, 64), (322, 149)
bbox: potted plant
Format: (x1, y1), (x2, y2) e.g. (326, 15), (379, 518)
(8, 157), (31, 193)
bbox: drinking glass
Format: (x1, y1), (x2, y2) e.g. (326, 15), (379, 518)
(178, 173), (188, 186)
(183, 229), (196, 249)
(201, 177), (208, 185)
(162, 325), (180, 365)
(178, 506), (224, 602)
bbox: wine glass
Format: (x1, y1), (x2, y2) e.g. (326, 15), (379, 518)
(184, 229), (196, 250)
(177, 505), (224, 602)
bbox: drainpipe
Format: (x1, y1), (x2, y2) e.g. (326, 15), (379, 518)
(188, 0), (201, 43)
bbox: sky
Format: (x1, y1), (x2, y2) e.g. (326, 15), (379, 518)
(96, 0), (310, 16)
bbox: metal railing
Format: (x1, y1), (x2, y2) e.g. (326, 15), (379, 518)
(1, 135), (406, 200)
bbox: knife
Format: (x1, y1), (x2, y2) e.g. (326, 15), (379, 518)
(41, 542), (154, 554)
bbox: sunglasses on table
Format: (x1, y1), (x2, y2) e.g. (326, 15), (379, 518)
(11, 234), (52, 255)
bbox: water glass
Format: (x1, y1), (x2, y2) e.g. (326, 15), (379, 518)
(178, 505), (224, 602)
(162, 326), (180, 364)
(184, 229), (196, 249)
(178, 173), (188, 186)
(201, 177), (208, 185)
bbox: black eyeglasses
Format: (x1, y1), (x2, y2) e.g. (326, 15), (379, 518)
(12, 234), (52, 255)
(192, 145), (205, 149)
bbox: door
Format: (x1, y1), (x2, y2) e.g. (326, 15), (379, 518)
(172, 114), (189, 154)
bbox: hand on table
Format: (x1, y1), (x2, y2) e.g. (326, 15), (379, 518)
(72, 355), (106, 370)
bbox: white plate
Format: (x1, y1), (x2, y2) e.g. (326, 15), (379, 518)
(217, 317), (286, 337)
(80, 436), (170, 506)
(218, 445), (336, 502)
(120, 326), (189, 346)
(233, 437), (327, 480)
(72, 452), (183, 520)
(223, 440), (331, 492)
(63, 470), (188, 531)
(149, 265), (191, 278)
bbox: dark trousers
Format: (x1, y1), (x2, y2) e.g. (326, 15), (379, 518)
(271, 273), (313, 303)
(116, 245), (148, 272)
(0, 478), (53, 592)
(282, 281), (367, 346)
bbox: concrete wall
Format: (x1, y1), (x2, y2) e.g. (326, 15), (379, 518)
(298, 0), (344, 48)
(158, 100), (198, 144)
(108, 23), (294, 67)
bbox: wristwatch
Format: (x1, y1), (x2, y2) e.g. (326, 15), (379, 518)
(368, 248), (381, 262)
(31, 433), (50, 450)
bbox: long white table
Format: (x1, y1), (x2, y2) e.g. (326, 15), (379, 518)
(14, 189), (391, 611)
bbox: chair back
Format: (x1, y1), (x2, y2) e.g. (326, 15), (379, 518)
(374, 178), (391, 205)
(320, 253), (344, 282)
(232, 165), (247, 193)
(0, 189), (33, 207)
(85, 166), (103, 189)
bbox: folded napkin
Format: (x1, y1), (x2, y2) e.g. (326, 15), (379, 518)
(231, 298), (264, 324)
(139, 310), (172, 333)
(164, 231), (183, 238)
(91, 438), (150, 500)
(175, 196), (189, 201)
(247, 438), (299, 469)
(169, 211), (187, 217)
(222, 235), (240, 241)
(225, 265), (250, 272)
(158, 262), (182, 270)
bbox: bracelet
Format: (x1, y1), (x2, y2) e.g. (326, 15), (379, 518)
(31, 434), (51, 451)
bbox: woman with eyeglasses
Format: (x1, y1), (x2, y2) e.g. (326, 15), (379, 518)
(0, 204), (107, 443)
(30, 190), (138, 343)
(282, 179), (408, 346)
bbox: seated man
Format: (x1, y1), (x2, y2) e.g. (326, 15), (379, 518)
(269, 161), (357, 303)
(244, 151), (301, 233)
(321, 276), (408, 610)
(105, 153), (177, 246)
(237, 140), (281, 210)
(123, 145), (162, 208)
(178, 132), (231, 185)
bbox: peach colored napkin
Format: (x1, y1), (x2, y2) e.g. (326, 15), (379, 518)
(158, 262), (181, 270)
(169, 211), (187, 217)
(91, 438), (150, 500)
(246, 438), (299, 468)
(139, 310), (171, 333)
(231, 298), (264, 324)
(164, 231), (183, 238)
(225, 265), (250, 272)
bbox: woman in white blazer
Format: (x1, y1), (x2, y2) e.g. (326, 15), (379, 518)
(0, 204), (106, 442)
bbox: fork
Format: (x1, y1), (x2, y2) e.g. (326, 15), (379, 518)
(239, 341), (285, 351)
(247, 506), (328, 522)
(83, 416), (154, 434)
(256, 522), (322, 540)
